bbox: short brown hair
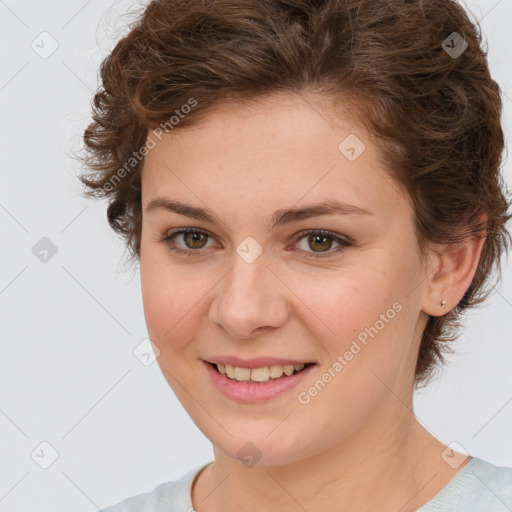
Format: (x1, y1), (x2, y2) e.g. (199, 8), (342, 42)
(79, 0), (511, 386)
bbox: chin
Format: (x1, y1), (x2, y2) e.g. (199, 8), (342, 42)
(209, 426), (317, 469)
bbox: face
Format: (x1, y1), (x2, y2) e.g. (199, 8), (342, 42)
(139, 93), (431, 467)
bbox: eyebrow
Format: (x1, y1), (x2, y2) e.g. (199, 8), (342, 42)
(145, 197), (374, 230)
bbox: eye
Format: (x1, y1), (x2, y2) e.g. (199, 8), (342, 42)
(158, 228), (352, 258)
(160, 228), (215, 256)
(288, 229), (352, 259)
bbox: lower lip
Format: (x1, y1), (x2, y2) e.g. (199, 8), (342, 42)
(204, 362), (316, 403)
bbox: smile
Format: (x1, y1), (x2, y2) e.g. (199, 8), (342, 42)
(204, 361), (317, 403)
(213, 362), (314, 383)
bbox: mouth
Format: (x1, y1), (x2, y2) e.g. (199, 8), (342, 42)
(207, 361), (316, 384)
(204, 360), (317, 403)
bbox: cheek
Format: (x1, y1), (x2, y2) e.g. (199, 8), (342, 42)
(297, 266), (400, 342)
(298, 262), (416, 381)
(140, 249), (188, 347)
(140, 251), (216, 361)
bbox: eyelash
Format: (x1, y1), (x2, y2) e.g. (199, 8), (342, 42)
(158, 228), (352, 259)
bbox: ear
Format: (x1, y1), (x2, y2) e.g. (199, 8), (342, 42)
(421, 213), (487, 316)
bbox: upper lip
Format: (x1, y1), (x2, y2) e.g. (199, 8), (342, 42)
(205, 356), (315, 369)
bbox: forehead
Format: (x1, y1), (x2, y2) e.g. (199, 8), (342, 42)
(141, 93), (409, 224)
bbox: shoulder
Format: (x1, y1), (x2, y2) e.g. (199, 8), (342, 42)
(98, 463), (210, 512)
(100, 480), (176, 512)
(467, 458), (512, 500)
(419, 457), (512, 512)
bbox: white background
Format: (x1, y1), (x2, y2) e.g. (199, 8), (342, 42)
(1, 0), (511, 510)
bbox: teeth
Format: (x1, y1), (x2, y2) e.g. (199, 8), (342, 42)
(269, 364), (285, 378)
(283, 364), (294, 376)
(233, 366), (251, 381)
(215, 362), (308, 383)
(225, 364), (235, 379)
(250, 366), (270, 382)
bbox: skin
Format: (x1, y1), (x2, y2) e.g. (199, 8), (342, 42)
(139, 92), (485, 511)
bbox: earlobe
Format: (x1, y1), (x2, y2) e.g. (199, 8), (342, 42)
(421, 214), (487, 317)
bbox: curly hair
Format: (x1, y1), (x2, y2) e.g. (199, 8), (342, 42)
(79, 0), (511, 386)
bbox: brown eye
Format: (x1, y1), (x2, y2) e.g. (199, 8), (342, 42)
(292, 230), (352, 259)
(160, 228), (215, 255)
(182, 231), (208, 249)
(307, 234), (334, 253)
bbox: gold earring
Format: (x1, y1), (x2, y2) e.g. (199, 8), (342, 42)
(441, 300), (446, 309)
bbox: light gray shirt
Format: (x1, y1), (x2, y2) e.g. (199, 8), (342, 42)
(99, 456), (512, 511)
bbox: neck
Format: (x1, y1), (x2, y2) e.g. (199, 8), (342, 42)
(192, 409), (462, 512)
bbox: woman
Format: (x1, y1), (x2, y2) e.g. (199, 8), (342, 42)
(80, 0), (512, 510)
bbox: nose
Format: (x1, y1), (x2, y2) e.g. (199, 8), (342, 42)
(209, 249), (290, 340)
